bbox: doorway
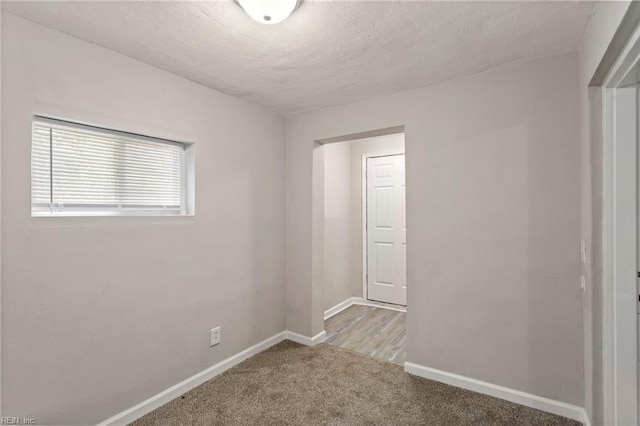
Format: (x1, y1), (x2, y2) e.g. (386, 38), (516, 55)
(320, 131), (407, 364)
(365, 154), (407, 306)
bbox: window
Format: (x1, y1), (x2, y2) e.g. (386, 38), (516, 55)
(32, 116), (190, 216)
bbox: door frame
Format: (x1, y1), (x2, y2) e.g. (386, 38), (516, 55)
(599, 17), (640, 425)
(362, 152), (405, 302)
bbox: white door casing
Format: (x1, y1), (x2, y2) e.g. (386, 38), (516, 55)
(602, 54), (640, 425)
(366, 154), (406, 305)
(612, 86), (639, 426)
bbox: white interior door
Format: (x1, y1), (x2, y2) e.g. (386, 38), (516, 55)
(366, 154), (406, 305)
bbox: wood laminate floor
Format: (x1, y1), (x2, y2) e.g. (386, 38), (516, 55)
(324, 304), (406, 364)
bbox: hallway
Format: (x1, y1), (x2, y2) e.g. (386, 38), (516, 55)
(324, 304), (406, 364)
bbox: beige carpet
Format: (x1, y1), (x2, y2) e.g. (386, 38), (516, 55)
(132, 341), (579, 426)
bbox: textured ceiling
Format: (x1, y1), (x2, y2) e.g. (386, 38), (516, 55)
(2, 1), (595, 115)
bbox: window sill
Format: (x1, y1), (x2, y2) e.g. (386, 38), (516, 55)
(31, 212), (195, 218)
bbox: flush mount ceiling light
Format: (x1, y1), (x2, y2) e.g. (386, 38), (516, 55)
(237, 0), (299, 25)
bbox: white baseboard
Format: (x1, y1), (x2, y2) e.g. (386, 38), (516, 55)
(324, 297), (406, 320)
(98, 329), (325, 426)
(97, 333), (587, 426)
(324, 297), (361, 319)
(354, 299), (406, 313)
(404, 362), (588, 425)
(285, 329), (327, 346)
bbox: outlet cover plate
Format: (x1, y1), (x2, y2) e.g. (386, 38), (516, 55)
(210, 327), (221, 346)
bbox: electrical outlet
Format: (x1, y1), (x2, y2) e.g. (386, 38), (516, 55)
(580, 240), (586, 264)
(210, 327), (221, 347)
(581, 275), (587, 293)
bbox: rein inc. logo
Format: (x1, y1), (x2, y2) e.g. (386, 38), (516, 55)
(1, 418), (35, 425)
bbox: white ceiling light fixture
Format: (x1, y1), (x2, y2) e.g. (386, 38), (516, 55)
(237, 0), (299, 25)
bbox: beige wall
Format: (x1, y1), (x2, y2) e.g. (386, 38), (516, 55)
(577, 2), (631, 423)
(323, 134), (405, 311)
(323, 142), (353, 310)
(0, 6), (598, 423)
(1, 14), (286, 425)
(286, 53), (583, 405)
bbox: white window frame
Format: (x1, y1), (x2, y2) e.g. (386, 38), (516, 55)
(31, 116), (194, 217)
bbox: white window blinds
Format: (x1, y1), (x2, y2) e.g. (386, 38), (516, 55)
(32, 117), (187, 216)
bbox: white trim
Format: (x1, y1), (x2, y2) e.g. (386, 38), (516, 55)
(610, 86), (639, 426)
(324, 297), (406, 320)
(362, 154), (368, 299)
(353, 298), (406, 313)
(284, 330), (327, 346)
(324, 297), (360, 320)
(602, 87), (615, 426)
(599, 18), (640, 426)
(602, 18), (640, 89)
(404, 362), (588, 424)
(98, 330), (324, 426)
